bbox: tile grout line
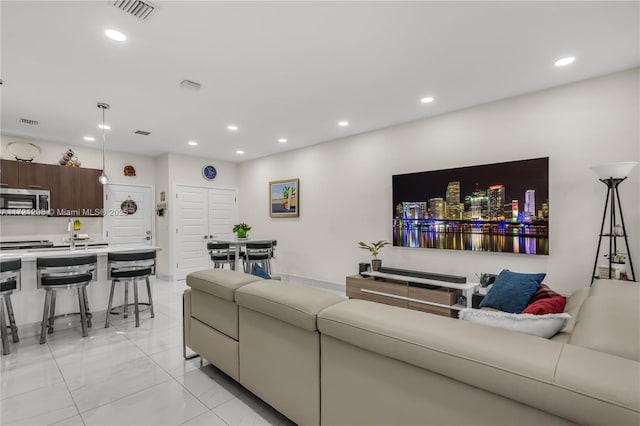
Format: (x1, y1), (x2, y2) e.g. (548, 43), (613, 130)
(46, 339), (87, 426)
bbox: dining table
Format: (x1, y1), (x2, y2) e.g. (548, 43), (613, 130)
(212, 238), (275, 271)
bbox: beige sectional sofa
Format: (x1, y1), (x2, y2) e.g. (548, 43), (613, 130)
(183, 270), (640, 425)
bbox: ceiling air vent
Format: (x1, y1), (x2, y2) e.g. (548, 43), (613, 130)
(18, 118), (39, 126)
(112, 0), (157, 21)
(133, 130), (151, 136)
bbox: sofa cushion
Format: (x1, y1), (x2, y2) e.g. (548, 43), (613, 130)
(459, 308), (570, 338)
(522, 296), (567, 315)
(559, 287), (590, 334)
(251, 264), (271, 280)
(569, 296), (640, 362)
(528, 284), (563, 304)
(479, 270), (545, 313)
(235, 281), (346, 331)
(186, 269), (262, 302)
(590, 278), (640, 300)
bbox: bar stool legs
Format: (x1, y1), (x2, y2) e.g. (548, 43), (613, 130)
(0, 294), (19, 353)
(146, 277), (155, 319)
(40, 287), (90, 344)
(104, 278), (155, 328)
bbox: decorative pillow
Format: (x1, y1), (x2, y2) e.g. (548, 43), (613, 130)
(523, 296), (567, 315)
(528, 284), (563, 304)
(251, 264), (271, 280)
(459, 308), (571, 339)
(479, 269), (545, 313)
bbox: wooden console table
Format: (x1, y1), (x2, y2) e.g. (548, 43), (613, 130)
(346, 271), (478, 318)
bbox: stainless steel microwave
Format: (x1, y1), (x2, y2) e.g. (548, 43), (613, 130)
(0, 188), (50, 216)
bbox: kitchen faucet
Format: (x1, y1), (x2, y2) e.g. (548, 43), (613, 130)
(67, 218), (75, 251)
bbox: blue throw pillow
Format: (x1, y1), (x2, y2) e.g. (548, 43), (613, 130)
(479, 269), (545, 313)
(251, 264), (271, 280)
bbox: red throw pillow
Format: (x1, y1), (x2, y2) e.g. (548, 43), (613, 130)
(528, 284), (562, 304)
(522, 296), (567, 315)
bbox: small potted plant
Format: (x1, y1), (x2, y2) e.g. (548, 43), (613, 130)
(357, 240), (390, 271)
(475, 272), (496, 295)
(233, 223), (251, 239)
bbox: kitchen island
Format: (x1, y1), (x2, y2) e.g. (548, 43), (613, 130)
(0, 244), (160, 338)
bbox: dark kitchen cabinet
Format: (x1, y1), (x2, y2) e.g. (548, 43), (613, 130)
(0, 160), (53, 189)
(75, 168), (103, 216)
(49, 167), (104, 217)
(19, 162), (52, 190)
(49, 166), (76, 216)
(0, 159), (19, 188)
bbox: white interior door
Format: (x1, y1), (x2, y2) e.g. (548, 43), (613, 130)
(104, 184), (153, 245)
(175, 185), (209, 280)
(209, 188), (237, 240)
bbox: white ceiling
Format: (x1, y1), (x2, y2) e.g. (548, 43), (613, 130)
(1, 1), (638, 162)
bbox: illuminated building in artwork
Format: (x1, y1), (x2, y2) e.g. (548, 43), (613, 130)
(525, 189), (536, 216)
(401, 202), (427, 219)
(541, 201), (549, 219)
(511, 200), (518, 221)
(428, 198), (446, 219)
(487, 184), (505, 220)
(445, 181), (461, 220)
(464, 185), (488, 220)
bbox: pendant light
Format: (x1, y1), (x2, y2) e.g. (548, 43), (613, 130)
(97, 102), (110, 185)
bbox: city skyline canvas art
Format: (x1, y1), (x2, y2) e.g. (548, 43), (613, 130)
(392, 157), (549, 255)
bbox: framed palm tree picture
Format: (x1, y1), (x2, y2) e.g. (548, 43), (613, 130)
(269, 178), (299, 218)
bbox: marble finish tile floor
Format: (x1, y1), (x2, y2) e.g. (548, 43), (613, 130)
(0, 279), (295, 426)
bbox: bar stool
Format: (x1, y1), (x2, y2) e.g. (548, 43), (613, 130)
(105, 250), (156, 328)
(1, 259), (21, 355)
(244, 242), (273, 274)
(207, 242), (236, 270)
(37, 255), (97, 344)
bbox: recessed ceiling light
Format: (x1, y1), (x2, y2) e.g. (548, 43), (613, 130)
(83, 136), (95, 141)
(278, 138), (287, 143)
(236, 150), (244, 154)
(227, 125), (238, 131)
(98, 124), (111, 130)
(338, 121), (349, 127)
(104, 29), (127, 42)
(554, 56), (575, 67)
(420, 96), (435, 104)
(188, 141), (198, 146)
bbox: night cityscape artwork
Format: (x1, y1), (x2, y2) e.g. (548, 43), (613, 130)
(392, 157), (549, 255)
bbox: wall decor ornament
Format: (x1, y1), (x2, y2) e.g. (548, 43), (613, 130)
(120, 197), (137, 215)
(392, 157), (549, 255)
(58, 149), (81, 167)
(123, 165), (136, 176)
(269, 178), (299, 218)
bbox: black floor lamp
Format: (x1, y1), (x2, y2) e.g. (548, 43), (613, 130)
(590, 161), (638, 284)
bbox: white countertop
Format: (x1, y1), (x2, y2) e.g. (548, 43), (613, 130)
(0, 244), (160, 261)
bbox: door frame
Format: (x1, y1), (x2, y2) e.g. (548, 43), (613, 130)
(103, 183), (156, 246)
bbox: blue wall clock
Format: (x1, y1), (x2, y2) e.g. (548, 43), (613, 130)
(202, 165), (217, 181)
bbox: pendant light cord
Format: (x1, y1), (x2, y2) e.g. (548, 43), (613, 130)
(101, 106), (106, 172)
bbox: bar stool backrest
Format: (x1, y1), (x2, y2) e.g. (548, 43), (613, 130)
(0, 259), (22, 292)
(108, 250), (156, 279)
(36, 255), (98, 288)
(245, 242), (273, 261)
(207, 242), (234, 261)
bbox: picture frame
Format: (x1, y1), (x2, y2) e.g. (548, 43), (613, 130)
(269, 178), (299, 218)
(392, 157), (549, 255)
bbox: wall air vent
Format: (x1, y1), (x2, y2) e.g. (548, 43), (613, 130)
(18, 118), (39, 126)
(112, 0), (157, 21)
(133, 130), (151, 136)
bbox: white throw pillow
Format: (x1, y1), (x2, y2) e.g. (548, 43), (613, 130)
(459, 308), (571, 338)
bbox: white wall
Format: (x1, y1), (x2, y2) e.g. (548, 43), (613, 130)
(0, 137), (156, 242)
(239, 69), (640, 294)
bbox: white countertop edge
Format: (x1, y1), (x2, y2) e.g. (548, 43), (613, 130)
(0, 244), (161, 261)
